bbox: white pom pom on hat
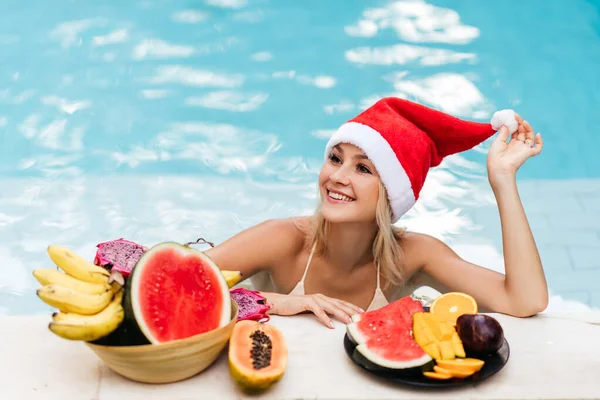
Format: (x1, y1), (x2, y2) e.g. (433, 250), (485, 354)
(491, 109), (518, 134)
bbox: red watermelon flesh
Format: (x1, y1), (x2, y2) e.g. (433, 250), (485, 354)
(346, 296), (432, 370)
(126, 242), (231, 344)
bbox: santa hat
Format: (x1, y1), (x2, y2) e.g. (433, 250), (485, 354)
(324, 97), (518, 223)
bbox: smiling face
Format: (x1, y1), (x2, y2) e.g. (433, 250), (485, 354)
(318, 142), (381, 224)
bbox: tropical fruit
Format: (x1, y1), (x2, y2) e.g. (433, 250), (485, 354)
(36, 245), (126, 342)
(228, 320), (287, 394)
(37, 284), (115, 315)
(230, 288), (272, 322)
(49, 290), (125, 342)
(222, 270), (243, 288)
(455, 314), (504, 355)
(124, 241), (231, 344)
(33, 268), (112, 295)
(94, 238), (148, 278)
(436, 357), (484, 373)
(412, 312), (466, 360)
(429, 292), (478, 325)
(346, 296), (434, 374)
(94, 237), (243, 287)
(47, 245), (111, 285)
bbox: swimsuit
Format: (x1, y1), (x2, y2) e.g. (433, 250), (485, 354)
(287, 242), (389, 311)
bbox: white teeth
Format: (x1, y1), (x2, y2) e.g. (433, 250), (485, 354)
(328, 191), (353, 202)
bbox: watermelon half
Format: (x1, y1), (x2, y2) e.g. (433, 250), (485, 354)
(125, 241), (231, 344)
(346, 296), (433, 374)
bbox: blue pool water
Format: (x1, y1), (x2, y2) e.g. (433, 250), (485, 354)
(1, 0), (599, 315)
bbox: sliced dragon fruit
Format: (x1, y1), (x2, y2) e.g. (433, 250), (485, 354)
(230, 288), (272, 322)
(94, 238), (148, 278)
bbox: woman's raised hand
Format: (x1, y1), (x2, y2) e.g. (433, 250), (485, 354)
(264, 292), (364, 329)
(487, 113), (543, 185)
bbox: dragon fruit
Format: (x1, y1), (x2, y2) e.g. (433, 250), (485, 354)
(230, 288), (272, 322)
(94, 238), (148, 278)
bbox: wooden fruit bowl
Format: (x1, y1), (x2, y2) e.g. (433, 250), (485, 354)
(85, 301), (238, 384)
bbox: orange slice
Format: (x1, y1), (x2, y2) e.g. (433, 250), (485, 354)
(436, 358), (484, 373)
(429, 292), (478, 325)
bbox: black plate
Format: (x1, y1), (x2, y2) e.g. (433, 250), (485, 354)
(343, 333), (510, 388)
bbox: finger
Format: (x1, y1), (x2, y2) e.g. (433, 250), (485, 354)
(531, 133), (543, 155)
(305, 299), (334, 328)
(517, 125), (526, 142)
(332, 299), (363, 319)
(523, 120), (535, 141)
(494, 125), (510, 143)
(315, 294), (363, 315)
(316, 298), (354, 324)
(514, 113), (524, 125)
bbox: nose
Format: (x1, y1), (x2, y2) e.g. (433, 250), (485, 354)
(329, 165), (351, 185)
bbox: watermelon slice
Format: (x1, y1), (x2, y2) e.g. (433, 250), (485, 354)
(124, 241), (231, 344)
(346, 296), (433, 373)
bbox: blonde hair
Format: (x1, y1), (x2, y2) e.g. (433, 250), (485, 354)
(308, 180), (407, 289)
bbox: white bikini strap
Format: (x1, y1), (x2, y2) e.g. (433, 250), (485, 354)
(376, 260), (381, 290)
(301, 242), (317, 282)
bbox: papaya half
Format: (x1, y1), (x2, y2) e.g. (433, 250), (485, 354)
(228, 320), (287, 394)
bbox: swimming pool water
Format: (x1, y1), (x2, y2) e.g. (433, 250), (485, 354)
(1, 0), (599, 315)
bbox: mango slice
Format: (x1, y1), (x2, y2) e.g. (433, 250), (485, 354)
(423, 371), (453, 380)
(434, 365), (475, 378)
(412, 312), (466, 361)
(436, 358), (485, 373)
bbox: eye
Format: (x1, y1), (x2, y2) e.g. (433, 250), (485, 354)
(328, 153), (341, 164)
(358, 164), (372, 174)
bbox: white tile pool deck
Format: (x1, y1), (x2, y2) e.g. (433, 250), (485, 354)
(2, 312), (600, 399)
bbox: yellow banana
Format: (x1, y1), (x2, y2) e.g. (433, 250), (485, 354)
(47, 245), (110, 285)
(222, 270), (242, 288)
(51, 288), (123, 323)
(49, 291), (125, 341)
(37, 284), (113, 315)
(33, 268), (111, 295)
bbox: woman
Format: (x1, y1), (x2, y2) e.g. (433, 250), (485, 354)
(205, 97), (548, 328)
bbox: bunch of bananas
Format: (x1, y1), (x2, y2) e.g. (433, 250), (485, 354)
(34, 245), (125, 342)
(35, 245), (244, 343)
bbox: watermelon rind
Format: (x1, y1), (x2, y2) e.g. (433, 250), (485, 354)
(350, 313), (362, 323)
(346, 321), (433, 371)
(352, 345), (434, 376)
(126, 241), (231, 344)
(345, 320), (365, 344)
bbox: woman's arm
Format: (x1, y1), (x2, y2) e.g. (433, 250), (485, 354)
(204, 218), (302, 280)
(204, 218), (362, 327)
(414, 115), (548, 317)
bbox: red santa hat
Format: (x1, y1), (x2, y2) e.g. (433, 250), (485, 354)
(324, 97), (518, 223)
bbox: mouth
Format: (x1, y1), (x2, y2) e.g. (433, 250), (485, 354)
(326, 189), (355, 203)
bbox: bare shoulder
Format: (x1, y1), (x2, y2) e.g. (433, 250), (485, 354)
(267, 217), (310, 252)
(397, 231), (452, 272)
(204, 217), (309, 276)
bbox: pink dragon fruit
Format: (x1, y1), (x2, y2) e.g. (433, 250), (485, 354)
(94, 238), (148, 278)
(230, 288), (272, 322)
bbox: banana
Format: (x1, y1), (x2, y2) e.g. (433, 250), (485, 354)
(33, 268), (111, 295)
(37, 284), (114, 315)
(222, 270), (242, 288)
(47, 245), (110, 285)
(49, 290), (125, 341)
